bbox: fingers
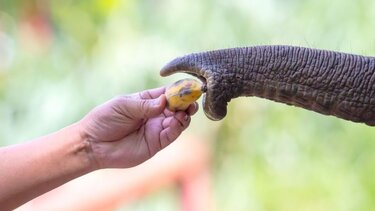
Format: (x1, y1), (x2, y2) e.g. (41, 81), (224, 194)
(162, 111), (190, 129)
(161, 102), (199, 117)
(136, 87), (166, 99)
(115, 95), (167, 119)
(160, 111), (191, 148)
(125, 86), (199, 117)
(187, 102), (199, 116)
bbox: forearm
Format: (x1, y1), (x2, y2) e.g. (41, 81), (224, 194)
(0, 123), (95, 210)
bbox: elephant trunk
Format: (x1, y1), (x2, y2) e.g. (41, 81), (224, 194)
(160, 46), (375, 126)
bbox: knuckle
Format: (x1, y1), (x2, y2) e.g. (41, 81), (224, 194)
(140, 100), (150, 114)
(112, 96), (127, 105)
(168, 131), (178, 142)
(139, 90), (152, 99)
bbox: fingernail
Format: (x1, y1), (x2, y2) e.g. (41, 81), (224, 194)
(184, 115), (189, 121)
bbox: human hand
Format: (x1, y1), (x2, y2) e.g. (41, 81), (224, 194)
(79, 87), (198, 169)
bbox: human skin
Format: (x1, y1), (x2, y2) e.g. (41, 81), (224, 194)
(0, 87), (198, 210)
(16, 135), (211, 211)
(160, 45), (375, 126)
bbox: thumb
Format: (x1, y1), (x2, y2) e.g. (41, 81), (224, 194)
(126, 95), (166, 119)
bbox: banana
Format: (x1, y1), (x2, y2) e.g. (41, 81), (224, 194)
(165, 78), (206, 112)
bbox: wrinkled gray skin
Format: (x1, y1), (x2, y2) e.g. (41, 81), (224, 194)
(160, 46), (375, 126)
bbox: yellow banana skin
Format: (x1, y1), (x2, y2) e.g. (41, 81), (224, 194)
(165, 78), (205, 112)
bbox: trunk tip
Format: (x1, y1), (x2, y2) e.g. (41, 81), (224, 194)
(160, 57), (185, 77)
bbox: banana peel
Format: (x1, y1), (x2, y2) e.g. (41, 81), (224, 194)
(165, 78), (206, 112)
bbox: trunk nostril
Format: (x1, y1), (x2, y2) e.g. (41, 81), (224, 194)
(201, 84), (207, 93)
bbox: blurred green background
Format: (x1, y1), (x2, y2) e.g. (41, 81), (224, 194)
(1, 0), (375, 210)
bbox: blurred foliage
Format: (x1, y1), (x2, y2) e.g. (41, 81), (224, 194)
(1, 0), (375, 210)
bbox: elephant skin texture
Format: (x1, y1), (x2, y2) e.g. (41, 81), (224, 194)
(160, 46), (375, 126)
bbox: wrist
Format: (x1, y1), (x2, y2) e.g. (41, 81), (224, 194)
(69, 122), (100, 172)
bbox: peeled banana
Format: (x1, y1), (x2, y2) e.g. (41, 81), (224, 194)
(165, 78), (205, 112)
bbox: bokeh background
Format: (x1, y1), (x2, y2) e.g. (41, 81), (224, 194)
(1, 0), (375, 210)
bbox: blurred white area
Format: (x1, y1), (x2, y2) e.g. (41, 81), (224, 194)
(0, 31), (14, 71)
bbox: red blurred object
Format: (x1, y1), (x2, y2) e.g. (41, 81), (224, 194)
(19, 0), (52, 53)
